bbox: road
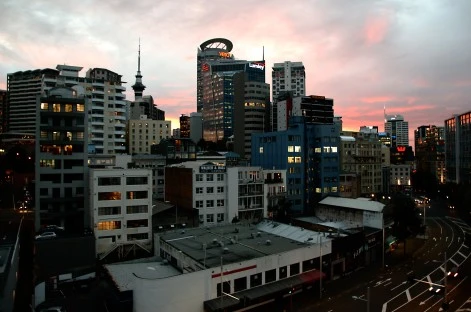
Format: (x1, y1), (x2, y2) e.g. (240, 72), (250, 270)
(284, 198), (471, 312)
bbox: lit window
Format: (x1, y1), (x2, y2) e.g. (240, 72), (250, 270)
(315, 148), (321, 153)
(259, 147), (263, 153)
(295, 146), (301, 152)
(77, 104), (85, 112)
(295, 157), (302, 163)
(323, 147), (331, 153)
(53, 104), (61, 112)
(288, 146), (294, 152)
(41, 103), (49, 110)
(288, 157), (295, 163)
(316, 188), (321, 193)
(331, 146), (338, 153)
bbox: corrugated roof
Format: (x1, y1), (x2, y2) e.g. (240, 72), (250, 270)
(319, 197), (384, 212)
(340, 136), (356, 141)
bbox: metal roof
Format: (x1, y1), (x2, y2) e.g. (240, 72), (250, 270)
(319, 197), (384, 213)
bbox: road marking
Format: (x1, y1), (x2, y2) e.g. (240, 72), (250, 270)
(458, 251), (467, 257)
(390, 281), (407, 291)
(439, 266), (445, 273)
(382, 303), (388, 312)
(406, 289), (411, 301)
(450, 257), (459, 266)
(407, 270), (413, 275)
(424, 260), (430, 264)
(427, 275), (432, 283)
(463, 244), (469, 249)
(383, 282), (392, 287)
(420, 295), (434, 305)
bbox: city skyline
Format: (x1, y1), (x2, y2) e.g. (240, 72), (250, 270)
(1, 0), (471, 142)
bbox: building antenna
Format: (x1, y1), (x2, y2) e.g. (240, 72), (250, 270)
(384, 103), (386, 122)
(262, 46), (265, 61)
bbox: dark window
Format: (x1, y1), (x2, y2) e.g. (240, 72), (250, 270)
(126, 176), (148, 185)
(290, 263), (300, 276)
(250, 273), (262, 288)
(234, 277), (247, 292)
(265, 269), (276, 283)
(279, 266), (287, 279)
(302, 258), (316, 272)
(52, 188), (60, 197)
(98, 177), (121, 186)
(40, 188), (48, 196)
(65, 187), (72, 197)
(217, 282), (231, 297)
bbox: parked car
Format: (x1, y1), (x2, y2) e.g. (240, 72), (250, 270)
(35, 232), (57, 240)
(45, 225), (65, 231)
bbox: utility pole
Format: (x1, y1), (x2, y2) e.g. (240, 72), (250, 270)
(444, 251), (448, 305)
(319, 234), (323, 299)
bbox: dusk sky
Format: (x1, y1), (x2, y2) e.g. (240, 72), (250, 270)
(2, 0), (471, 144)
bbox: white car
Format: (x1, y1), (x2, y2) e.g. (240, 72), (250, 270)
(35, 232), (57, 240)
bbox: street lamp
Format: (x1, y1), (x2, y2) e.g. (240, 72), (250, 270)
(352, 287), (370, 312)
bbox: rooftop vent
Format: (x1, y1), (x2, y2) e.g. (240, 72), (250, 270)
(256, 232), (261, 237)
(213, 238), (218, 244)
(223, 247), (229, 254)
(266, 240), (271, 246)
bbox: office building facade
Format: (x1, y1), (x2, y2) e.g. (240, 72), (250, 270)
(251, 116), (339, 214)
(127, 116), (171, 154)
(35, 87), (89, 232)
(414, 125), (445, 183)
(271, 61), (305, 131)
(7, 65), (127, 154)
(197, 38), (234, 113)
(445, 112), (471, 184)
(384, 114), (409, 147)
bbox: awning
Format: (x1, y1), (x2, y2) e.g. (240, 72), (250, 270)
(204, 270), (325, 312)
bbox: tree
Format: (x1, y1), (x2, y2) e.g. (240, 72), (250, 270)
(389, 193), (421, 257)
(272, 197), (292, 223)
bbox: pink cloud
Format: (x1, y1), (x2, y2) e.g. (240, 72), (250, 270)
(363, 15), (390, 45)
(360, 96), (394, 104)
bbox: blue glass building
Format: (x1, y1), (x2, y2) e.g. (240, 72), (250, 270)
(251, 116), (339, 214)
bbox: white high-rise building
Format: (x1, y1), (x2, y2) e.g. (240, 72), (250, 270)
(384, 114), (409, 147)
(271, 61), (305, 131)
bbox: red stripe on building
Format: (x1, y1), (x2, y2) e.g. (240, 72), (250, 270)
(211, 265), (257, 278)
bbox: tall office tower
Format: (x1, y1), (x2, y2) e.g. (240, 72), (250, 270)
(415, 125), (445, 183)
(180, 114), (190, 138)
(189, 112), (203, 144)
(384, 114), (409, 147)
(197, 38), (234, 113)
(271, 61), (305, 131)
(276, 95), (334, 131)
(201, 59), (266, 143)
(0, 89), (6, 133)
(233, 80), (270, 159)
(35, 86), (89, 232)
(445, 112), (471, 184)
(6, 68), (59, 134)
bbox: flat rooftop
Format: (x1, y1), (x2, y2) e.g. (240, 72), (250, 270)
(160, 220), (329, 269)
(105, 259), (181, 292)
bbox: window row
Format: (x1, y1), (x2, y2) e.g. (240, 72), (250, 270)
(195, 199), (225, 208)
(195, 173), (225, 182)
(199, 213), (225, 223)
(41, 103), (85, 112)
(195, 186), (225, 194)
(216, 260), (318, 295)
(97, 191), (148, 200)
(98, 205), (148, 216)
(97, 176), (148, 186)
